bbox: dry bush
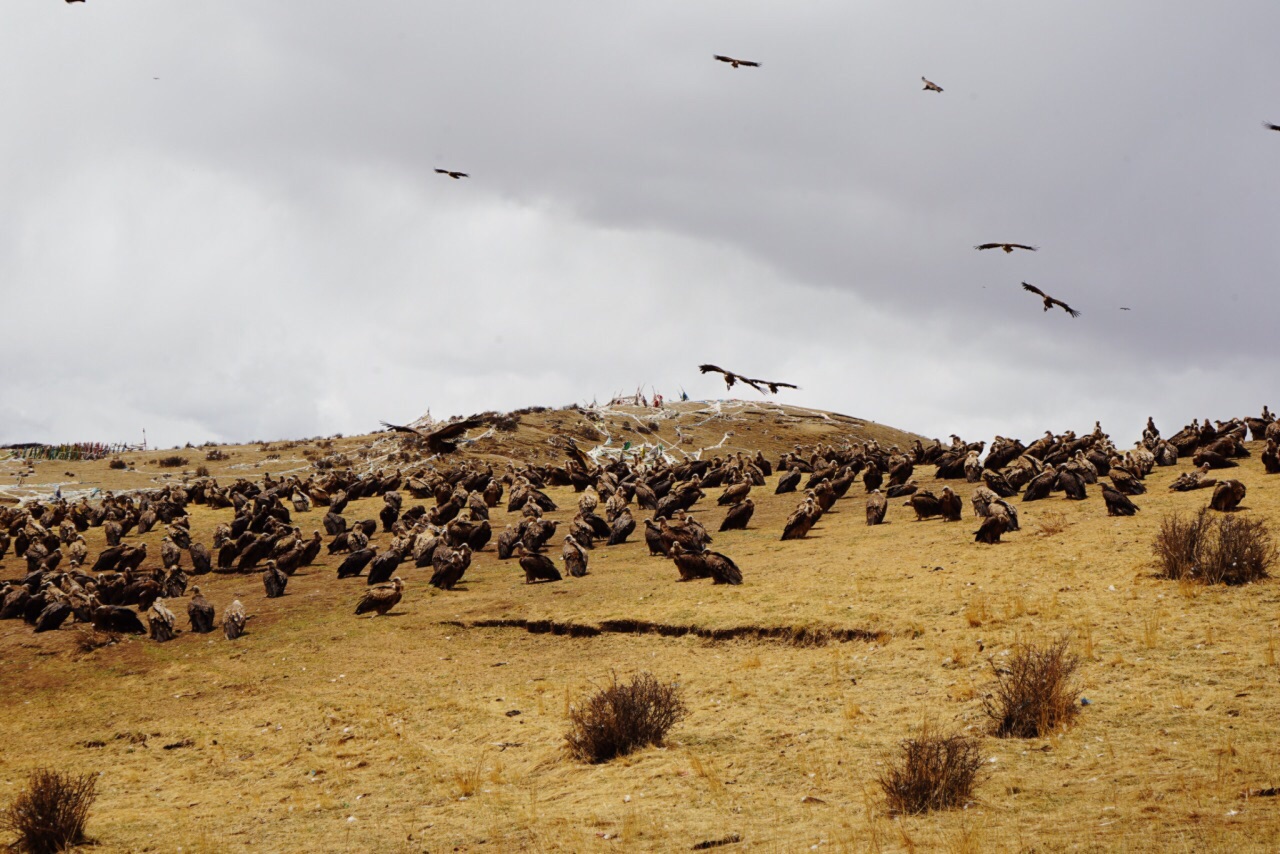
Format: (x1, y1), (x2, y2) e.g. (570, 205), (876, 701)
(73, 629), (120, 654)
(565, 673), (687, 763)
(156, 455), (188, 469)
(194, 465), (210, 478)
(1154, 508), (1275, 586)
(1035, 512), (1069, 537)
(2, 768), (98, 854)
(204, 449), (228, 461)
(107, 458), (126, 471)
(878, 725), (986, 814)
(985, 637), (1081, 738)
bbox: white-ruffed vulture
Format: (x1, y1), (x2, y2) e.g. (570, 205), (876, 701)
(866, 490), (887, 525)
(435, 169), (468, 179)
(1022, 282), (1080, 317)
(922, 77), (943, 92)
(714, 54), (760, 68)
(356, 577), (404, 615)
(562, 536), (588, 578)
(188, 586), (215, 633)
(1210, 479), (1246, 512)
(223, 598), (251, 640)
(976, 243), (1037, 253)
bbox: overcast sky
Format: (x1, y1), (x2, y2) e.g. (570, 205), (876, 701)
(3, 2), (1278, 448)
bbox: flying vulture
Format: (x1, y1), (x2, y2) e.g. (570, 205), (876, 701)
(435, 169), (468, 179)
(698, 364), (798, 395)
(1022, 282), (1080, 317)
(1264, 123), (1280, 131)
(714, 55), (760, 68)
(922, 77), (943, 93)
(975, 243), (1037, 253)
(380, 417), (484, 453)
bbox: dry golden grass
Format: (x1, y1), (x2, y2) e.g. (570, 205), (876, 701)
(3, 405), (1280, 851)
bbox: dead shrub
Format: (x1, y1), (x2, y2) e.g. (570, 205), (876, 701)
(194, 465), (210, 478)
(73, 629), (120, 654)
(2, 768), (98, 854)
(565, 673), (687, 763)
(156, 455), (188, 469)
(1154, 507), (1275, 585)
(985, 637), (1081, 738)
(204, 449), (228, 461)
(1035, 511), (1069, 537)
(106, 458), (126, 471)
(878, 725), (986, 814)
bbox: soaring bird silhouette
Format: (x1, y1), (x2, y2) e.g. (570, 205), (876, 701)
(434, 169), (468, 179)
(380, 417), (485, 453)
(975, 243), (1037, 253)
(713, 54), (760, 68)
(1021, 283), (1081, 318)
(921, 77), (943, 93)
(1264, 123), (1280, 131)
(698, 364), (797, 395)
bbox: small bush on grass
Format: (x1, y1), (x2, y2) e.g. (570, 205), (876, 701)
(565, 673), (687, 763)
(985, 636), (1081, 738)
(194, 465), (210, 478)
(156, 455), (188, 469)
(1154, 508), (1275, 585)
(2, 768), (97, 854)
(107, 458), (126, 470)
(204, 449), (228, 461)
(878, 725), (986, 814)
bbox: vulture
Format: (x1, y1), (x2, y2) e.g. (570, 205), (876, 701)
(1108, 468), (1146, 495)
(1262, 439), (1280, 474)
(971, 486), (999, 518)
(515, 543), (561, 583)
(1022, 470), (1057, 502)
(1265, 123), (1280, 131)
(719, 499), (754, 532)
(1057, 469), (1088, 500)
(161, 536), (182, 570)
(189, 542), (212, 575)
(1210, 479), (1247, 512)
(1169, 464), (1216, 492)
(974, 513), (1008, 544)
(188, 586), (215, 633)
(992, 499), (1020, 531)
(780, 497), (819, 540)
(562, 536), (589, 578)
(1102, 484), (1139, 517)
(670, 543), (743, 584)
(379, 417), (484, 453)
(1022, 282), (1080, 317)
(93, 603), (146, 634)
(775, 468), (802, 494)
(975, 243), (1036, 253)
(698, 364), (797, 395)
(886, 480), (918, 498)
(718, 481), (751, 506)
(713, 54), (760, 68)
(223, 599), (251, 640)
(863, 467), (884, 492)
(356, 578), (405, 616)
(908, 491), (943, 520)
(34, 595), (72, 634)
(148, 599), (178, 642)
(497, 525), (522, 560)
(434, 169), (468, 179)
(429, 546), (470, 590)
(367, 548), (403, 586)
(939, 487), (963, 521)
(337, 547), (376, 579)
(921, 76), (943, 93)
(262, 560), (288, 598)
(644, 519), (669, 556)
(606, 509), (635, 545)
(866, 490), (887, 525)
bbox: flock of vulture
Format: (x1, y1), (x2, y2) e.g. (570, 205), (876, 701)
(3, 405), (1278, 645)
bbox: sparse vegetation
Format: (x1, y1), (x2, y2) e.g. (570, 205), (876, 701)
(204, 449), (228, 461)
(194, 465), (210, 478)
(156, 455), (188, 468)
(2, 768), (98, 854)
(107, 458), (126, 470)
(985, 637), (1081, 738)
(878, 725), (986, 814)
(1153, 507), (1276, 585)
(565, 673), (687, 763)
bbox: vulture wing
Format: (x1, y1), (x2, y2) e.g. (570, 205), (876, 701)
(380, 421), (423, 435)
(1006, 244), (1038, 251)
(974, 243), (1002, 250)
(1050, 298), (1081, 318)
(699, 364), (729, 376)
(1021, 282), (1048, 299)
(1264, 123), (1280, 131)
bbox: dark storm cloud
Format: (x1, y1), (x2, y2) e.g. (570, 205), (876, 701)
(2, 2), (1278, 446)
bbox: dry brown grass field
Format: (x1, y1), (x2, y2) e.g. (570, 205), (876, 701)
(3, 402), (1280, 852)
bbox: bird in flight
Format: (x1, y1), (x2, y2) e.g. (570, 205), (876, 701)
(1264, 123), (1280, 132)
(713, 55), (761, 69)
(699, 364), (798, 395)
(975, 242), (1037, 254)
(434, 169), (468, 179)
(1022, 283), (1080, 318)
(922, 77), (943, 93)
(1120, 307), (1132, 311)
(380, 417), (485, 453)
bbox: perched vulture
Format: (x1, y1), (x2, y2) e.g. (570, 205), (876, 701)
(434, 169), (468, 179)
(93, 603), (146, 634)
(908, 491), (943, 520)
(148, 599), (178, 642)
(562, 536), (589, 578)
(1057, 469), (1087, 500)
(356, 578), (405, 616)
(1021, 282), (1080, 317)
(970, 486), (999, 518)
(1262, 439), (1280, 474)
(921, 76), (943, 92)
(516, 543), (561, 583)
(886, 480), (918, 498)
(863, 467), (884, 493)
(34, 597), (72, 634)
(719, 499), (754, 532)
(336, 548), (376, 579)
(1168, 464), (1216, 492)
(775, 468), (802, 494)
(939, 487), (963, 521)
(781, 497), (819, 540)
(366, 549), (403, 586)
(223, 599), (251, 640)
(1102, 484), (1139, 517)
(718, 481), (750, 506)
(974, 513), (1008, 544)
(188, 586), (215, 633)
(670, 543), (742, 584)
(606, 509), (635, 546)
(976, 243), (1036, 253)
(713, 54), (760, 68)
(262, 560), (288, 598)
(1022, 470), (1056, 502)
(866, 490), (887, 526)
(1210, 479), (1247, 512)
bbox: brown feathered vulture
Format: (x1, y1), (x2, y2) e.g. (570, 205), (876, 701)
(866, 490), (887, 525)
(562, 536), (589, 578)
(223, 599), (251, 639)
(1022, 282), (1080, 317)
(939, 487), (963, 521)
(148, 599), (178, 642)
(188, 586), (215, 633)
(435, 169), (468, 179)
(379, 417), (484, 453)
(974, 513), (1008, 544)
(922, 76), (943, 92)
(356, 578), (404, 615)
(262, 560), (288, 598)
(713, 54), (760, 68)
(1210, 479), (1246, 512)
(698, 364), (797, 395)
(976, 243), (1036, 253)
(908, 491), (943, 520)
(515, 543), (561, 583)
(719, 499), (754, 532)
(1102, 484), (1139, 517)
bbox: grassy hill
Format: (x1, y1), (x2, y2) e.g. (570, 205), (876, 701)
(2, 402), (1279, 852)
